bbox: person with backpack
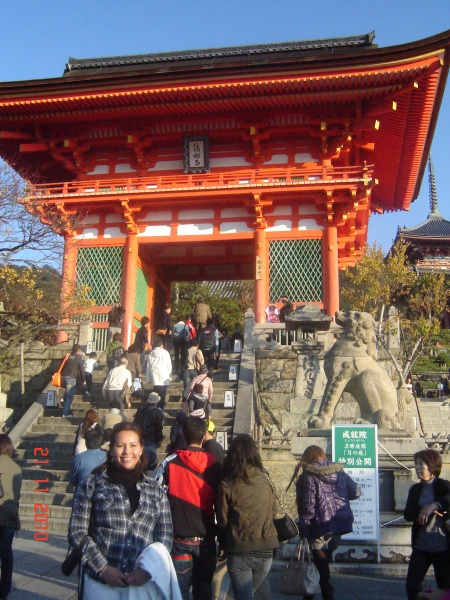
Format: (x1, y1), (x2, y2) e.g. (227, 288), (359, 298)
(106, 303), (125, 343)
(172, 317), (190, 378)
(61, 344), (86, 418)
(189, 365), (213, 418)
(104, 333), (125, 372)
(133, 392), (164, 470)
(198, 317), (219, 375)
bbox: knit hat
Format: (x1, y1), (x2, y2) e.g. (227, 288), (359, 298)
(190, 408), (205, 419)
(147, 392), (160, 404)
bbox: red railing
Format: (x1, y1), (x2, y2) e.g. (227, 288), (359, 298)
(27, 164), (374, 199)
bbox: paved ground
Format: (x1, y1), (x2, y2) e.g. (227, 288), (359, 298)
(7, 530), (438, 599)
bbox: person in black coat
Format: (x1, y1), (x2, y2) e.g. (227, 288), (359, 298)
(404, 449), (450, 600)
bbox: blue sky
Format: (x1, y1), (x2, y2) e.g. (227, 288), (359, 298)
(1, 0), (449, 251)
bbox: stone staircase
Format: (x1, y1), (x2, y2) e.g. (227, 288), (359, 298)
(16, 352), (241, 534)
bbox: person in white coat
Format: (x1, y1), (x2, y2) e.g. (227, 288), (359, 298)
(146, 338), (172, 409)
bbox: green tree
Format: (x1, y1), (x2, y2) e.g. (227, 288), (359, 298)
(171, 280), (253, 334)
(340, 240), (448, 380)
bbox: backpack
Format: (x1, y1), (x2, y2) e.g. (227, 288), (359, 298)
(199, 326), (215, 351)
(172, 322), (189, 341)
(112, 345), (124, 363)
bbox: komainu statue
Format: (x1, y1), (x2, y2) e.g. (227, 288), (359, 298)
(308, 311), (413, 432)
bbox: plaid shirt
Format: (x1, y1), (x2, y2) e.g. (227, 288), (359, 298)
(69, 470), (172, 581)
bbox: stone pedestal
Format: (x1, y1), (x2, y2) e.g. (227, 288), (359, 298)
(282, 339), (327, 432)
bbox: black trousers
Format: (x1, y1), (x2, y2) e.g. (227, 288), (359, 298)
(406, 547), (450, 599)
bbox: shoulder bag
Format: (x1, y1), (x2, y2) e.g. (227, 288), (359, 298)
(264, 471), (299, 543)
(51, 354), (70, 388)
(280, 538), (320, 596)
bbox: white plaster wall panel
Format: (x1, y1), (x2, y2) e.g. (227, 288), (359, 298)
(193, 246), (226, 257)
(115, 163), (138, 173)
(232, 245), (253, 256)
(267, 220), (293, 232)
(209, 156), (252, 167)
(220, 222), (253, 234)
(138, 225), (171, 237)
(205, 265), (236, 276)
(294, 153), (317, 163)
(104, 227), (127, 238)
(298, 219), (325, 230)
(264, 154), (289, 165)
(147, 160), (184, 171)
(266, 205), (292, 216)
(178, 224), (214, 236)
(80, 215), (100, 225)
(221, 207), (252, 218)
(105, 214), (125, 223)
(87, 165), (109, 175)
(178, 209), (214, 220)
(137, 211), (172, 222)
(76, 228), (98, 239)
(158, 247), (187, 258)
(298, 204), (322, 215)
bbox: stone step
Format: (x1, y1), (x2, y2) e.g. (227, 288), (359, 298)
(22, 467), (71, 481)
(20, 514), (70, 534)
(21, 490), (74, 507)
(22, 479), (72, 493)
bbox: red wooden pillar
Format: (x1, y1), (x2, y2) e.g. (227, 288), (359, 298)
(254, 227), (268, 323)
(121, 234), (138, 348)
(56, 236), (77, 344)
(322, 226), (339, 319)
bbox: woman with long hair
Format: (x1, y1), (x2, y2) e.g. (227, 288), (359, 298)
(217, 434), (278, 600)
(404, 449), (450, 599)
(73, 409), (99, 456)
(68, 422), (173, 599)
(292, 445), (360, 600)
(0, 434), (22, 599)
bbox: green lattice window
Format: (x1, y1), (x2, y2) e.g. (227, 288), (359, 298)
(134, 266), (148, 320)
(269, 239), (323, 302)
(76, 246), (123, 305)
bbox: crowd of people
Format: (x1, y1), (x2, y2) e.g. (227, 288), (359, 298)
(50, 300), (450, 600)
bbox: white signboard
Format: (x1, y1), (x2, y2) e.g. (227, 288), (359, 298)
(216, 431), (228, 450)
(224, 391), (235, 408)
(332, 424), (379, 542)
(233, 339), (242, 353)
(229, 365), (237, 381)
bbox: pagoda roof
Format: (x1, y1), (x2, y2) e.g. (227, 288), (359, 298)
(398, 214), (450, 239)
(0, 30), (449, 215)
(64, 33), (375, 74)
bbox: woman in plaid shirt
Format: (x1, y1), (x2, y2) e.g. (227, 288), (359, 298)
(69, 422), (173, 598)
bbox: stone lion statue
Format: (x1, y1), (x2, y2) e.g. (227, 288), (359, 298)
(308, 311), (413, 432)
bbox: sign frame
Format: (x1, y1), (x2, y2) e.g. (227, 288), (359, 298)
(332, 424), (380, 561)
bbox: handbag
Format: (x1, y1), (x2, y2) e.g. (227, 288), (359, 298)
(51, 354), (69, 387)
(280, 538), (321, 596)
(155, 328), (167, 336)
(61, 546), (79, 576)
(264, 471), (299, 543)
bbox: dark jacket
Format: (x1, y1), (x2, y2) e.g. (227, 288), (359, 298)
(133, 404), (164, 445)
(217, 466), (279, 554)
(0, 455), (22, 529)
(61, 352), (86, 381)
(134, 326), (149, 353)
(296, 461), (360, 540)
(404, 476), (450, 546)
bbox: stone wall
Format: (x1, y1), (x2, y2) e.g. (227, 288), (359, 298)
(255, 347), (297, 431)
(1, 341), (72, 426)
